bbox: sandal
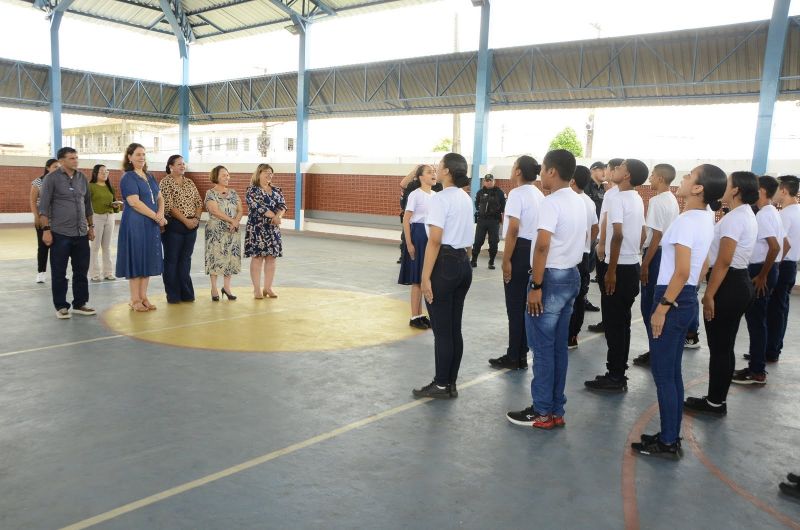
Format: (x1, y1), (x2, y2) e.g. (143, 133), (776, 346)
(129, 300), (148, 312)
(263, 289), (278, 298)
(142, 299), (157, 311)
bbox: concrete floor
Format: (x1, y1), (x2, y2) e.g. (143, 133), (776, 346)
(0, 226), (798, 530)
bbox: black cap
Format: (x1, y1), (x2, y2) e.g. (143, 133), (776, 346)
(590, 161), (606, 170)
(484, 174), (494, 181)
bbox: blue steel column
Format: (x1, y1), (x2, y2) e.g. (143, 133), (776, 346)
(48, 1), (76, 156)
(751, 0), (791, 174)
(294, 19), (310, 231)
(179, 47), (190, 161)
(470, 0), (491, 198)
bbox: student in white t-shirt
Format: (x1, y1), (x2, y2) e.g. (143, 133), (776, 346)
(734, 176), (783, 385)
(489, 156), (545, 370)
(567, 165), (599, 348)
(398, 164), (437, 330)
(506, 149), (586, 430)
(412, 153), (474, 400)
(633, 164), (680, 367)
(684, 171), (758, 416)
(765, 175), (800, 362)
(585, 159), (647, 393)
(589, 158), (624, 334)
(631, 164), (726, 460)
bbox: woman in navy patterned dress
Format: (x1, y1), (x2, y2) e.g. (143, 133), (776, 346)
(245, 163), (286, 298)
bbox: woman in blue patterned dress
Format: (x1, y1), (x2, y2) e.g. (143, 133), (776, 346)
(245, 163), (286, 298)
(116, 143), (167, 312)
(204, 165), (243, 301)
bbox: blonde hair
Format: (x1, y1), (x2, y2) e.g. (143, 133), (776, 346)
(250, 163), (274, 187)
(210, 165), (228, 184)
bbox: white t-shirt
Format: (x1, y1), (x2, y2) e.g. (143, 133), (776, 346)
(405, 188), (436, 224)
(751, 204), (784, 264)
(599, 185), (619, 233)
(503, 184), (545, 240)
(426, 186), (474, 248)
(656, 209), (715, 286)
(708, 204), (758, 269)
(780, 203), (800, 262)
(604, 190), (645, 265)
(643, 190), (680, 248)
(579, 192), (599, 253)
(536, 187), (586, 269)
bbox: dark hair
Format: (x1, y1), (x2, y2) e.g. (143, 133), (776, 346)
(442, 152), (469, 187)
(90, 164), (114, 194)
(730, 171), (759, 205)
(778, 174), (799, 197)
(166, 154), (183, 175)
(572, 165), (591, 190)
(624, 159), (649, 186)
(607, 158), (624, 170)
(56, 147), (76, 160)
(653, 163), (676, 185)
(413, 164), (433, 180)
(696, 164), (727, 211)
(42, 158), (58, 177)
(543, 149), (577, 182)
(758, 175), (779, 199)
(516, 155), (541, 183)
(210, 165), (228, 184)
(123, 143), (148, 173)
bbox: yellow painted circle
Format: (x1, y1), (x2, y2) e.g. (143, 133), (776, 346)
(101, 287), (423, 353)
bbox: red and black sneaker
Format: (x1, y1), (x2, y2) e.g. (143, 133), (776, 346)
(552, 415), (566, 428)
(532, 413), (555, 430)
(731, 368), (767, 385)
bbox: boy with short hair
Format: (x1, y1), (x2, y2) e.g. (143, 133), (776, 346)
(568, 165), (599, 349)
(633, 164), (679, 367)
(585, 159), (647, 392)
(765, 175), (800, 362)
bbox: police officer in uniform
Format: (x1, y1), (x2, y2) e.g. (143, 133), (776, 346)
(471, 174), (506, 269)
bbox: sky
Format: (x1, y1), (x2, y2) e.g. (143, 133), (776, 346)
(0, 0), (798, 163)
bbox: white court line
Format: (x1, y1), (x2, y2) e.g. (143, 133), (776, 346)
(0, 335), (124, 358)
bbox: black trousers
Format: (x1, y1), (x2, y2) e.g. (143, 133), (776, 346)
(426, 246), (473, 386)
(472, 218), (500, 261)
(569, 252), (591, 337)
(705, 268), (754, 404)
(36, 226), (49, 272)
(602, 263), (641, 378)
(504, 238), (531, 362)
(596, 260), (608, 321)
(162, 220), (198, 303)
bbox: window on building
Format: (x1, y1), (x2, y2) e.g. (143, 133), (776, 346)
(243, 138), (250, 152)
(153, 137), (160, 152)
(226, 138), (238, 151)
(285, 137), (294, 152)
(214, 137), (221, 151)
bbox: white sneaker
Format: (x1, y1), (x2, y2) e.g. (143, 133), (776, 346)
(36, 272), (46, 283)
(91, 276), (103, 282)
(104, 275), (116, 281)
(72, 305), (97, 316)
(56, 308), (71, 319)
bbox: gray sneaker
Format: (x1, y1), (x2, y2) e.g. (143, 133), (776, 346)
(56, 308), (71, 319)
(72, 305), (97, 316)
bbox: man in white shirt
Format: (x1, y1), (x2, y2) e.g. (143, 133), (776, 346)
(633, 164), (679, 367)
(506, 149), (586, 430)
(567, 165), (599, 349)
(585, 159), (647, 392)
(765, 175), (800, 362)
(735, 176), (783, 385)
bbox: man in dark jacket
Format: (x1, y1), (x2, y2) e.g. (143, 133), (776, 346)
(471, 174), (506, 269)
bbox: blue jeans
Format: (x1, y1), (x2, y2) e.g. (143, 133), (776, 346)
(745, 263), (779, 373)
(49, 232), (90, 311)
(526, 267), (579, 416)
(649, 284), (696, 445)
(640, 247), (661, 340)
(162, 220), (198, 303)
(688, 284), (701, 335)
(766, 260), (797, 360)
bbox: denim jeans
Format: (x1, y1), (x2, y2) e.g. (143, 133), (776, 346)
(426, 246), (473, 386)
(526, 267), (580, 416)
(688, 284), (701, 335)
(603, 263), (640, 378)
(766, 260), (797, 360)
(649, 284), (696, 445)
(745, 262), (779, 374)
(504, 238), (531, 362)
(568, 252), (591, 338)
(640, 247), (661, 340)
(49, 232), (90, 310)
(162, 220), (198, 303)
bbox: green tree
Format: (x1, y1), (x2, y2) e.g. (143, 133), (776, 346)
(548, 127), (584, 157)
(432, 138), (452, 152)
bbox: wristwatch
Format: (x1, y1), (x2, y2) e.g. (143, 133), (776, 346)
(529, 280), (543, 290)
(42, 225), (51, 231)
(659, 297), (678, 308)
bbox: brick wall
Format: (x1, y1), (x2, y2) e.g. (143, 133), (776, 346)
(305, 173), (403, 216)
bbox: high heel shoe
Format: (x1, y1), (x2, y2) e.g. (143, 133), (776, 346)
(211, 290), (220, 302)
(254, 288), (264, 300)
(221, 288), (237, 300)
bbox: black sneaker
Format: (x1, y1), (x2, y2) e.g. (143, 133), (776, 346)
(568, 336), (578, 350)
(587, 322), (605, 333)
(420, 316), (432, 328)
(640, 432), (682, 448)
(684, 334), (701, 349)
(743, 353), (750, 361)
(412, 381), (451, 399)
(631, 437), (682, 460)
(585, 299), (600, 312)
(584, 373), (628, 392)
(779, 481), (800, 501)
(470, 260), (477, 268)
(506, 406), (545, 427)
(731, 368), (767, 385)
(488, 355), (526, 370)
(488, 261), (495, 270)
(787, 472), (800, 484)
(409, 317), (428, 330)
(633, 351), (650, 367)
(450, 383), (458, 398)
(684, 396), (727, 416)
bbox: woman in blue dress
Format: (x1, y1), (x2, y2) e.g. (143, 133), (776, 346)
(245, 163), (286, 298)
(116, 143), (167, 312)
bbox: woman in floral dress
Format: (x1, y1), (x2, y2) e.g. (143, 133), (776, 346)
(204, 165), (242, 301)
(245, 163), (286, 298)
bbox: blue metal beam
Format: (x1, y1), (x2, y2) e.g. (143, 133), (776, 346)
(160, 0), (193, 160)
(752, 0), (791, 174)
(295, 17), (310, 231)
(470, 0), (491, 198)
(48, 0), (76, 156)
